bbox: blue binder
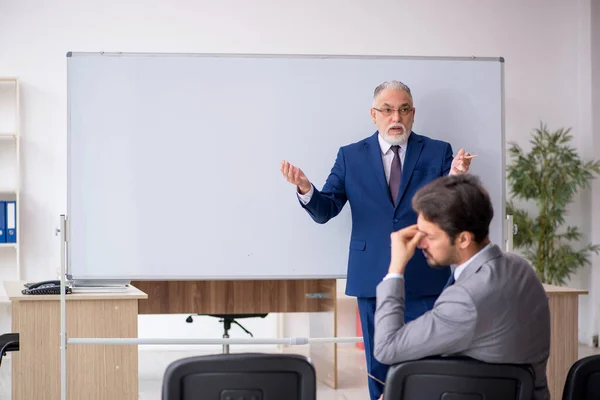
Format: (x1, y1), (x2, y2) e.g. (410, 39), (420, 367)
(5, 201), (15, 243)
(0, 201), (5, 243)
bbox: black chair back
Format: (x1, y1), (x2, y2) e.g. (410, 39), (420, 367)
(162, 352), (316, 400)
(384, 357), (534, 400)
(0, 333), (19, 367)
(562, 354), (600, 400)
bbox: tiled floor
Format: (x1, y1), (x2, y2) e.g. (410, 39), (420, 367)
(0, 344), (598, 399)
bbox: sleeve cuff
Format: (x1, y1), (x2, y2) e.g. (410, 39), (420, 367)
(297, 185), (314, 205)
(383, 272), (404, 281)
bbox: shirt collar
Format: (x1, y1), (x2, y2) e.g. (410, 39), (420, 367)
(377, 133), (393, 155)
(453, 242), (494, 281)
(377, 132), (411, 155)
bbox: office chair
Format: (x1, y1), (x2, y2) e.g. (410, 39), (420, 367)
(562, 354), (600, 400)
(186, 313), (268, 354)
(0, 333), (19, 368)
(162, 352), (316, 400)
(384, 356), (534, 400)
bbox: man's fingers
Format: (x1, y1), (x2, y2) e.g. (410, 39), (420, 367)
(452, 157), (468, 172)
(292, 166), (301, 182)
(288, 167), (297, 183)
(281, 161), (301, 184)
(286, 166), (294, 181)
(398, 224), (418, 236)
(395, 225), (419, 241)
(409, 231), (425, 248)
(397, 228), (423, 244)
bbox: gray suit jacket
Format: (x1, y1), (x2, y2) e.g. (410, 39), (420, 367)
(374, 244), (550, 400)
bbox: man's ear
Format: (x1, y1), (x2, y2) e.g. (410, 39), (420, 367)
(370, 108), (376, 124)
(457, 231), (472, 249)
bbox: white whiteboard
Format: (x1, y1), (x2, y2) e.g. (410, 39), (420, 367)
(66, 52), (505, 280)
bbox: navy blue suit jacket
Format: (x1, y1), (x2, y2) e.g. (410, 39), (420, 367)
(302, 131), (453, 298)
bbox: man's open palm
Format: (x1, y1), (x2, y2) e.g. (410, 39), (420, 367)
(280, 160), (311, 195)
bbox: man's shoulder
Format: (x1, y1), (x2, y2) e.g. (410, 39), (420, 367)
(460, 250), (543, 297)
(487, 250), (536, 276)
(501, 251), (533, 268)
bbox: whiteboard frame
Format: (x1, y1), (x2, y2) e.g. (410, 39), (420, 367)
(67, 51), (503, 62)
(65, 52), (506, 280)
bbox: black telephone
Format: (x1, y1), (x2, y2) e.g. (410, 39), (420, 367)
(22, 280), (72, 295)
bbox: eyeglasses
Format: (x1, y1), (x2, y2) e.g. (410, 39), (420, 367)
(373, 106), (414, 117)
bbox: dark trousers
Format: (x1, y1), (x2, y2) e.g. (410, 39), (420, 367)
(357, 295), (437, 400)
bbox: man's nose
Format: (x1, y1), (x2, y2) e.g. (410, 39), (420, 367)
(390, 110), (401, 122)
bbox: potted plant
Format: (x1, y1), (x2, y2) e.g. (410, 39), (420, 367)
(506, 123), (600, 285)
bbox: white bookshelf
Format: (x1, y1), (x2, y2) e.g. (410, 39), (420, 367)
(0, 77), (21, 304)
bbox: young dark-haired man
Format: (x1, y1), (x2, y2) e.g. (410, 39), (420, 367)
(374, 174), (551, 400)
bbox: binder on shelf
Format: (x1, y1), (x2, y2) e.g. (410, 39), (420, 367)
(5, 201), (15, 243)
(0, 201), (5, 243)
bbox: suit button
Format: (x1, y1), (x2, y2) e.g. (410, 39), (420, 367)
(393, 218), (399, 223)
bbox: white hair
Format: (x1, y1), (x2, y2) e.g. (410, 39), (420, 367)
(373, 81), (412, 105)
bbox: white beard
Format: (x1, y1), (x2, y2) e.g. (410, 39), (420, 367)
(382, 124), (410, 146)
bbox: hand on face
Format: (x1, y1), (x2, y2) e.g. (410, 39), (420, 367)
(389, 224), (425, 274)
(450, 148), (474, 175)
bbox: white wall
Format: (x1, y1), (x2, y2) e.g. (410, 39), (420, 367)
(0, 0), (598, 345)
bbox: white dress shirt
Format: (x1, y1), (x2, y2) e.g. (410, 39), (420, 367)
(297, 133), (406, 204)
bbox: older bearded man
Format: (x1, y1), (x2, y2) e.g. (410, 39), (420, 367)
(280, 80), (474, 400)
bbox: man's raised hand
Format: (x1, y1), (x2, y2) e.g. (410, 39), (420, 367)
(280, 160), (312, 195)
(389, 225), (425, 274)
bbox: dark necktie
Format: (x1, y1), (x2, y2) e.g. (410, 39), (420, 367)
(443, 273), (455, 290)
(389, 145), (402, 204)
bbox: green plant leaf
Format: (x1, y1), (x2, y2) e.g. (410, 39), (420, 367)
(506, 122), (600, 284)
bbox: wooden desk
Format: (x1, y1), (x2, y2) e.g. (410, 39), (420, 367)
(5, 279), (580, 397)
(543, 284), (587, 400)
(5, 281), (147, 400)
(132, 279), (338, 387)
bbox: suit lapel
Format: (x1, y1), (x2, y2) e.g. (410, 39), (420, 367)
(395, 132), (423, 208)
(364, 132), (392, 203)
